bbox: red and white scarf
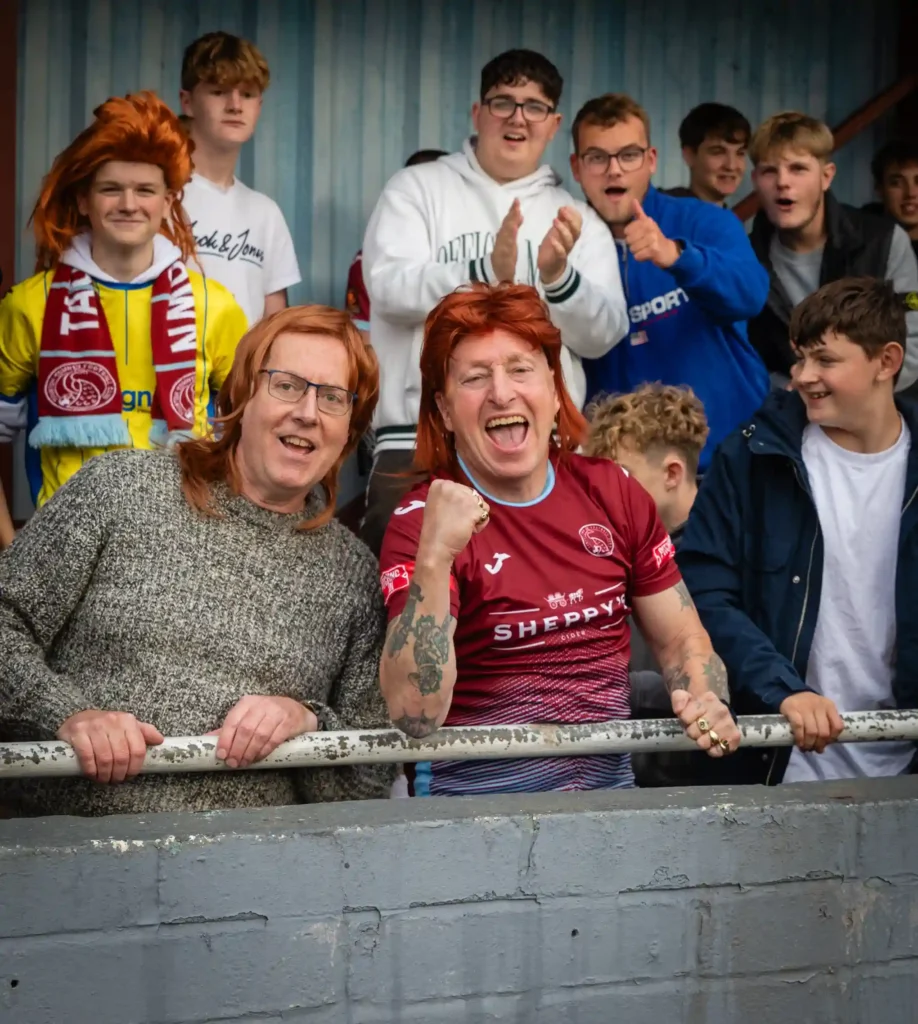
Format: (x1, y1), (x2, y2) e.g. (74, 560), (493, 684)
(31, 260), (199, 449)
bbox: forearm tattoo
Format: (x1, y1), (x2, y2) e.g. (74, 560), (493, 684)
(702, 653), (730, 701)
(661, 653), (730, 700)
(386, 581), (454, 696)
(662, 665), (692, 694)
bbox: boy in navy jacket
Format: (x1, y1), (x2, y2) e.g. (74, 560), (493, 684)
(679, 278), (918, 785)
(570, 93), (769, 472)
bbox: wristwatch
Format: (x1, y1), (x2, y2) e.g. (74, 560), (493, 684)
(302, 701), (326, 730)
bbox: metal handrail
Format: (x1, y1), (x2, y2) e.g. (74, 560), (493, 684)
(1, 710), (916, 779)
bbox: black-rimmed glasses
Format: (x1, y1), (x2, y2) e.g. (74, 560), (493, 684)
(260, 370), (356, 417)
(580, 145), (649, 174)
(483, 95), (556, 124)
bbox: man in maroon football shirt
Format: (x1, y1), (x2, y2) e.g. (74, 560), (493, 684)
(378, 283), (739, 796)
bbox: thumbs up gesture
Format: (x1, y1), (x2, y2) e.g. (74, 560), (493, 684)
(622, 198), (682, 269)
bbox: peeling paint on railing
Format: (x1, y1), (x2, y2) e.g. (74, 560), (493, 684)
(1, 711), (916, 779)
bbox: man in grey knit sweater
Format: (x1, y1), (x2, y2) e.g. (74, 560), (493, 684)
(0, 303), (394, 816)
(0, 450), (393, 816)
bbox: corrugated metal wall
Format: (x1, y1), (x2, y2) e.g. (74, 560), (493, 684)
(16, 0), (901, 308)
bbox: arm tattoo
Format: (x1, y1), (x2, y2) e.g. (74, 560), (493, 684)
(387, 582), (421, 658)
(393, 710), (439, 739)
(407, 612), (453, 695)
(674, 581), (695, 610)
(386, 580), (454, 696)
(662, 665), (692, 694)
(702, 653), (730, 701)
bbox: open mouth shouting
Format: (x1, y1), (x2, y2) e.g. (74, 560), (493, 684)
(280, 435), (316, 455)
(485, 414), (529, 450)
(774, 196), (796, 214)
(604, 185), (628, 201)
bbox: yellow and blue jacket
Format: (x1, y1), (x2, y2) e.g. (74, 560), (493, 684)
(0, 261), (247, 507)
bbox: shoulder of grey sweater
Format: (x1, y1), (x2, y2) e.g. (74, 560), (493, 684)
(37, 448), (156, 518)
(80, 449), (183, 517)
(313, 518), (383, 609)
(75, 448), (179, 490)
(317, 517), (379, 574)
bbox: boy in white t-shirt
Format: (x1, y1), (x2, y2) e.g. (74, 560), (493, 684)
(179, 32), (301, 326)
(680, 277), (918, 786)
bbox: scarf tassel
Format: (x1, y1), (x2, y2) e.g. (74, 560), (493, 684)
(29, 414), (132, 450)
(148, 420), (198, 448)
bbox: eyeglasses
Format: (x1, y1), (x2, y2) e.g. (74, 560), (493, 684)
(483, 95), (556, 124)
(580, 146), (649, 174)
(260, 370), (356, 417)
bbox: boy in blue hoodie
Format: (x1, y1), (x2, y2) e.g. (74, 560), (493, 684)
(570, 93), (770, 471)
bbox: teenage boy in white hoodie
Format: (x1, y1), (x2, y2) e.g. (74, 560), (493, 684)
(359, 49), (628, 555)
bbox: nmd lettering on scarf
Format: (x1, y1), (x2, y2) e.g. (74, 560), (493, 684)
(31, 263), (199, 450)
(149, 261), (199, 440)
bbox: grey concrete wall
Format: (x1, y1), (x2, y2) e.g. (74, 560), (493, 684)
(1, 778), (916, 1024)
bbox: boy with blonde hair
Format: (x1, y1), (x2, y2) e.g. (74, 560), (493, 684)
(179, 32), (301, 325)
(585, 383), (708, 535)
(748, 111), (918, 389)
(586, 385), (716, 787)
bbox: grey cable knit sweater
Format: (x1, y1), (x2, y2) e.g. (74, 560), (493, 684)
(0, 449), (393, 816)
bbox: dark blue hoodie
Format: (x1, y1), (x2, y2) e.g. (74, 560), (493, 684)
(584, 186), (770, 470)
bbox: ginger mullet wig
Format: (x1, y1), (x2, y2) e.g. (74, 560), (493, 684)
(31, 91), (196, 272)
(415, 283), (587, 480)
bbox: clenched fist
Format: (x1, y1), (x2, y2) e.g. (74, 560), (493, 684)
(417, 479), (490, 565)
(538, 206), (582, 284)
(623, 199), (682, 269)
(492, 199), (523, 283)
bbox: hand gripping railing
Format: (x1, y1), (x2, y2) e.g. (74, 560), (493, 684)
(1, 711), (917, 779)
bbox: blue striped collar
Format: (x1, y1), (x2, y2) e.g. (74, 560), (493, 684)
(456, 453), (555, 507)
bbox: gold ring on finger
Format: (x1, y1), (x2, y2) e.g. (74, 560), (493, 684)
(718, 737), (731, 753)
(697, 717), (710, 734)
(708, 728), (720, 745)
(472, 490), (490, 523)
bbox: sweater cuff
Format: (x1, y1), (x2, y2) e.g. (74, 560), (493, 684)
(667, 238), (703, 282)
(754, 673), (811, 714)
(35, 687), (94, 740)
(469, 253), (497, 285)
(543, 264), (581, 304)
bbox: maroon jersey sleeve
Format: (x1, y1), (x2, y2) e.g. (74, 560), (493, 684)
(620, 471), (682, 597)
(345, 252), (371, 322)
(378, 485), (461, 621)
